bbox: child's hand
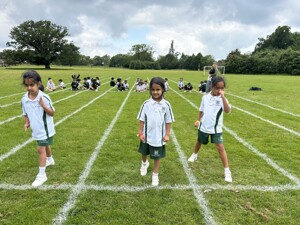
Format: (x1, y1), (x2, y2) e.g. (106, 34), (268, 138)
(163, 135), (170, 142)
(24, 123), (30, 131)
(137, 132), (145, 142)
(39, 97), (46, 108)
(194, 120), (200, 127)
(219, 89), (225, 96)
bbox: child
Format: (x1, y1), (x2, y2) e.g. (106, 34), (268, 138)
(46, 78), (56, 91)
(58, 79), (66, 89)
(184, 82), (193, 92)
(21, 70), (56, 187)
(137, 77), (175, 186)
(178, 78), (184, 90)
(188, 76), (232, 182)
(164, 78), (169, 91)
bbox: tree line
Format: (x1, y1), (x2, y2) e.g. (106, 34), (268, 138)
(0, 20), (299, 75)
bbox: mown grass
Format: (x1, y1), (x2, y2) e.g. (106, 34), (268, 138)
(0, 65), (299, 224)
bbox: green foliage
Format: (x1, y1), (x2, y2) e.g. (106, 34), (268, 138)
(5, 20), (78, 69)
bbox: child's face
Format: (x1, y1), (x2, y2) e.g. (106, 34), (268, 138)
(24, 78), (40, 95)
(151, 83), (163, 101)
(211, 81), (225, 96)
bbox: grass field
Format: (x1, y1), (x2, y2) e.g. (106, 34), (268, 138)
(0, 65), (300, 225)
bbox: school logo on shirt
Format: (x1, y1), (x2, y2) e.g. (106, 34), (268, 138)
(154, 150), (159, 156)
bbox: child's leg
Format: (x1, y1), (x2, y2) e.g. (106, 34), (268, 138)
(37, 146), (47, 167)
(153, 159), (160, 174)
(193, 140), (202, 154)
(46, 145), (52, 157)
(215, 144), (229, 168)
(142, 154), (148, 163)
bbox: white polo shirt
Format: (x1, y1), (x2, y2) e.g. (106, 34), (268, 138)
(21, 90), (56, 140)
(137, 98), (175, 147)
(199, 93), (231, 134)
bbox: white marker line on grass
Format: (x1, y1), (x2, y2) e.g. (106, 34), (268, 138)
(171, 129), (217, 225)
(0, 81), (110, 126)
(0, 101), (20, 108)
(170, 87), (300, 185)
(233, 105), (300, 136)
(223, 126), (300, 185)
(0, 87), (114, 162)
(1, 182), (300, 192)
(52, 85), (134, 225)
(0, 92), (24, 99)
(227, 93), (300, 118)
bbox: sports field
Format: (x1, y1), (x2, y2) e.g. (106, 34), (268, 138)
(0, 65), (299, 225)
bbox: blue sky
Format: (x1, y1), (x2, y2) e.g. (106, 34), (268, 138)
(0, 0), (299, 60)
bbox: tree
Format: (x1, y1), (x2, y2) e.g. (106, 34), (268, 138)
(6, 20), (70, 69)
(129, 44), (154, 61)
(254, 26), (294, 52)
(57, 42), (80, 66)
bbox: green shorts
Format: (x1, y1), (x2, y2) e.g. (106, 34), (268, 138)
(197, 130), (223, 145)
(138, 142), (166, 159)
(37, 136), (53, 146)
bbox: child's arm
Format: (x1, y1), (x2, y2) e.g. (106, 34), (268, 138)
(24, 115), (30, 131)
(39, 97), (55, 116)
(138, 121), (145, 142)
(219, 90), (231, 113)
(163, 123), (171, 142)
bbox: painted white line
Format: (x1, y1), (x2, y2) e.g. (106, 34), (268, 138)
(1, 182), (300, 192)
(0, 92), (24, 99)
(233, 105), (300, 136)
(170, 86), (300, 185)
(227, 93), (300, 118)
(52, 84), (134, 225)
(0, 101), (20, 108)
(0, 87), (115, 162)
(171, 129), (217, 225)
(0, 81), (110, 126)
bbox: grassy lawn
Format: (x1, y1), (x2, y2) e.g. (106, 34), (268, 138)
(0, 65), (299, 224)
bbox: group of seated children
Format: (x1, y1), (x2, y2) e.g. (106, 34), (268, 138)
(177, 78), (193, 92)
(45, 78), (66, 91)
(110, 77), (129, 91)
(71, 74), (100, 91)
(135, 78), (149, 92)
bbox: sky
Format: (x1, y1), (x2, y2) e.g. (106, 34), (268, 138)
(0, 0), (300, 60)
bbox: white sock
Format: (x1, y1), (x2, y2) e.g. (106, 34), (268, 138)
(153, 172), (158, 176)
(39, 167), (46, 175)
(47, 156), (53, 161)
(224, 167), (230, 173)
(142, 160), (148, 165)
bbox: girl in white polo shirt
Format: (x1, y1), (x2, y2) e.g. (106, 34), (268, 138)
(137, 77), (175, 186)
(21, 70), (56, 187)
(188, 76), (233, 182)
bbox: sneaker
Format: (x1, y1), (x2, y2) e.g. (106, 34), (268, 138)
(46, 158), (55, 167)
(140, 161), (149, 176)
(32, 174), (47, 187)
(188, 153), (198, 162)
(152, 174), (159, 186)
(224, 170), (232, 183)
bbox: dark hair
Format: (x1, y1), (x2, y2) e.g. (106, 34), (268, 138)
(22, 70), (42, 85)
(211, 76), (226, 88)
(59, 79), (63, 82)
(149, 77), (166, 95)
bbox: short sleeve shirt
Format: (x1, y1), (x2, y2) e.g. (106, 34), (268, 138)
(199, 93), (231, 134)
(137, 98), (175, 147)
(21, 90), (56, 140)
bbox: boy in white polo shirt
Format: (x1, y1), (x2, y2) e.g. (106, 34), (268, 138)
(21, 70), (56, 187)
(188, 76), (233, 182)
(137, 77), (175, 186)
